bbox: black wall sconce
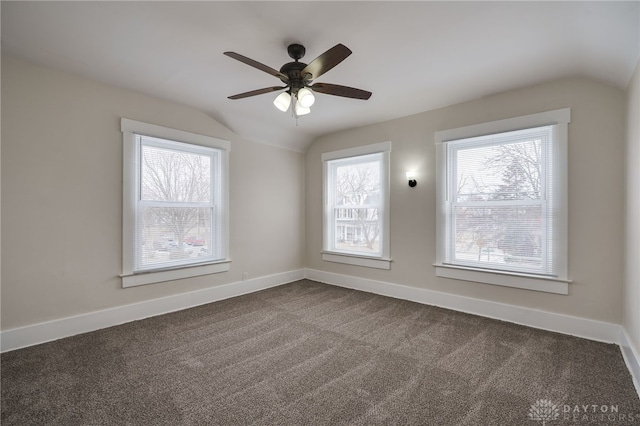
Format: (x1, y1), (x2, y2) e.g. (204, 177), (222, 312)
(406, 171), (417, 187)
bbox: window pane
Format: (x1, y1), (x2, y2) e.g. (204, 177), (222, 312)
(335, 160), (380, 206)
(139, 206), (213, 269)
(334, 207), (380, 254)
(333, 158), (381, 255)
(456, 138), (542, 202)
(453, 205), (543, 271)
(141, 144), (211, 203)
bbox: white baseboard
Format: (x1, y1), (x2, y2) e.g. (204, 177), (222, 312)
(4, 266), (639, 400)
(304, 268), (621, 344)
(620, 329), (640, 399)
(1, 269), (304, 353)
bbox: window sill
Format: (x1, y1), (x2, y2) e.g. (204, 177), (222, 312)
(121, 260), (231, 288)
(322, 252), (391, 270)
(434, 263), (570, 295)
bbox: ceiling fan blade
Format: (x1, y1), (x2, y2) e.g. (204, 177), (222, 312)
(301, 44), (352, 80)
(228, 86), (287, 100)
(310, 83), (372, 100)
(224, 51), (289, 83)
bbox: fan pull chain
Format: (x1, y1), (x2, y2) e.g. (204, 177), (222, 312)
(292, 94), (299, 126)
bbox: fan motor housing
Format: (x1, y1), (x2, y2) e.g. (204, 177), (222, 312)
(279, 61), (309, 88)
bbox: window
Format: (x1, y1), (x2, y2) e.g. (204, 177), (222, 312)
(435, 109), (570, 294)
(322, 142), (391, 269)
(121, 119), (230, 287)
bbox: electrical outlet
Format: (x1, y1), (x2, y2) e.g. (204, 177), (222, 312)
(242, 272), (249, 281)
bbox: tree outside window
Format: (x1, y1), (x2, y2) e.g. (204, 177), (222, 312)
(137, 136), (220, 270)
(450, 128), (551, 273)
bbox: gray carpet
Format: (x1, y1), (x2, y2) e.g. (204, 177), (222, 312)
(2, 279), (639, 425)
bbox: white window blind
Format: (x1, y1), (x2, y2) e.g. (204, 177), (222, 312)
(435, 108), (570, 293)
(445, 126), (556, 275)
(135, 135), (222, 272)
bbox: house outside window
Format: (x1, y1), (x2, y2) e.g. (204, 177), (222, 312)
(121, 118), (230, 287)
(322, 142), (391, 270)
(435, 109), (571, 294)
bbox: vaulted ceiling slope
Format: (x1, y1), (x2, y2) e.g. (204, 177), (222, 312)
(2, 2), (638, 151)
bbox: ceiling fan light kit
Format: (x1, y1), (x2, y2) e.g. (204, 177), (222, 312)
(224, 43), (372, 119)
(294, 98), (311, 116)
(272, 89), (313, 117)
(297, 88), (315, 108)
(273, 92), (291, 112)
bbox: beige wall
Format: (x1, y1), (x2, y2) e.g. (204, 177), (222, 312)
(2, 54), (632, 332)
(306, 77), (626, 324)
(1, 56), (305, 330)
(625, 61), (640, 351)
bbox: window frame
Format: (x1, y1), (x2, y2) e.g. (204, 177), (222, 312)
(121, 118), (231, 288)
(435, 109), (571, 294)
(322, 142), (391, 270)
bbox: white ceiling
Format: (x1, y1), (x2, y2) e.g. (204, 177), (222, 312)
(2, 1), (639, 151)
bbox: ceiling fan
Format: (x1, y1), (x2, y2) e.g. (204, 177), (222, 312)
(224, 43), (372, 117)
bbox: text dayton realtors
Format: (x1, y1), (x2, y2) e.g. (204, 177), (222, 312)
(562, 404), (639, 423)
